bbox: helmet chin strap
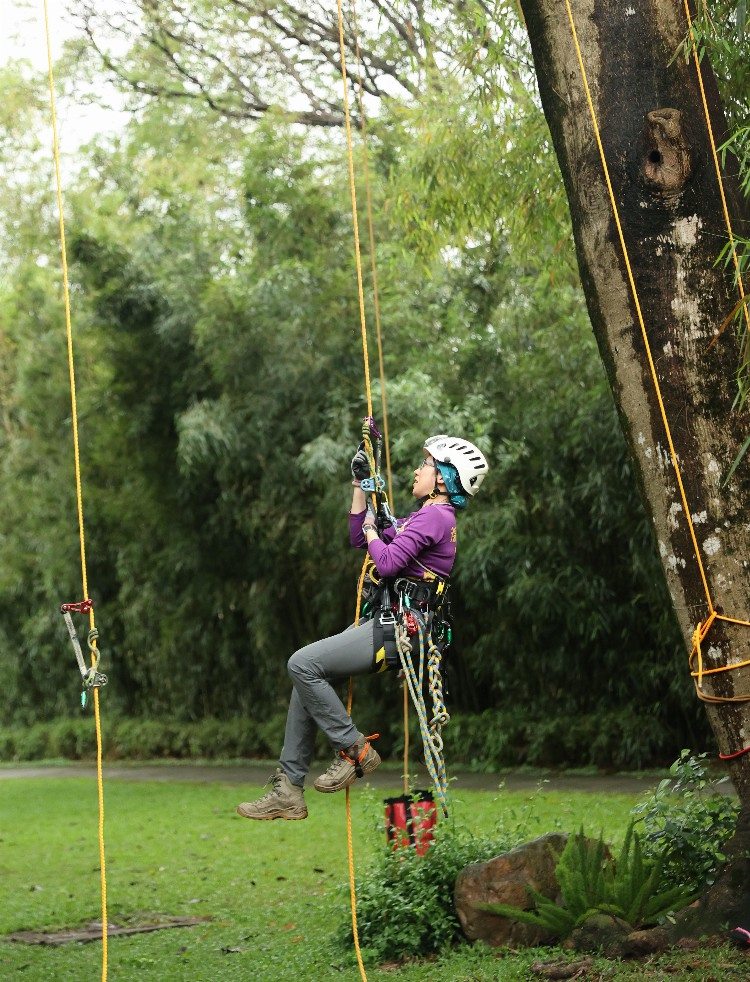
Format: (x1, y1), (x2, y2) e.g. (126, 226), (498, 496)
(418, 476), (449, 507)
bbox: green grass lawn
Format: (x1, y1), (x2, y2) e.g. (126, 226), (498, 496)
(0, 775), (747, 980)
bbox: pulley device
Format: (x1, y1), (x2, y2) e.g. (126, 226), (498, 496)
(60, 599), (107, 708)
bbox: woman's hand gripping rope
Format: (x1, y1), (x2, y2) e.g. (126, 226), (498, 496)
(359, 417), (396, 530)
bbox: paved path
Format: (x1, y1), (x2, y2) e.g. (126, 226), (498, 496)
(0, 762), (735, 794)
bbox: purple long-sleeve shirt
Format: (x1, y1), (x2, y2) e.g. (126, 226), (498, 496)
(349, 505), (457, 579)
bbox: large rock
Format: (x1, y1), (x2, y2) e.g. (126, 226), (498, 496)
(454, 833), (568, 947)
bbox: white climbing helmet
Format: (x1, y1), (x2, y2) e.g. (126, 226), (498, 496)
(423, 435), (488, 496)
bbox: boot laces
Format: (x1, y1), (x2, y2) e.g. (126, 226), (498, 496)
(322, 754), (348, 777)
(256, 770), (284, 803)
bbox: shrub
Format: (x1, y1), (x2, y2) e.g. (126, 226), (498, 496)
(0, 716), (269, 762)
(257, 712), (288, 757)
(47, 719), (93, 758)
(442, 709), (674, 770)
(631, 749), (739, 894)
(13, 723), (50, 760)
(337, 818), (518, 962)
(478, 824), (695, 939)
(0, 727), (20, 759)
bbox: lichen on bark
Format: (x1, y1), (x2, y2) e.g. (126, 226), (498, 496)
(520, 0), (750, 924)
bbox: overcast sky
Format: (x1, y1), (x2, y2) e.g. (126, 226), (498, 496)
(1, 0), (69, 71)
(1, 0), (128, 150)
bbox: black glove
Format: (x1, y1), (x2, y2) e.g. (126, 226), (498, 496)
(351, 442), (371, 481)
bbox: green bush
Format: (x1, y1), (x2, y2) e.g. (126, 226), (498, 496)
(0, 727), (20, 759)
(46, 719), (95, 758)
(0, 715), (706, 772)
(0, 716), (268, 762)
(337, 820), (518, 962)
(443, 709), (673, 770)
(631, 750), (739, 894)
(13, 723), (50, 760)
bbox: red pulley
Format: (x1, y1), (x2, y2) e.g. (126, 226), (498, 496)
(383, 790), (437, 857)
(402, 610), (420, 636)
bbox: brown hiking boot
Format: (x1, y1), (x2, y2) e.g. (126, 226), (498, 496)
(236, 768), (308, 821)
(314, 733), (381, 793)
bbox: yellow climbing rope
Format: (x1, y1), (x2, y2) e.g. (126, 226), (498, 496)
(563, 0), (750, 715)
(349, 5), (394, 506)
(348, 0), (410, 795)
(42, 3), (108, 979)
(335, 0), (380, 975)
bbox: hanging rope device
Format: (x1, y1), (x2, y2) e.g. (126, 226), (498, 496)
(60, 599), (108, 708)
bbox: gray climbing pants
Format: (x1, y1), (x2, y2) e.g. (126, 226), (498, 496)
(279, 619), (375, 787)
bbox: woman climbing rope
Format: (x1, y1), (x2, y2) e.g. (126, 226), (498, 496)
(237, 433), (487, 821)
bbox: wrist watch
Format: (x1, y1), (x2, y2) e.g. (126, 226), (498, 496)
(362, 523), (377, 535)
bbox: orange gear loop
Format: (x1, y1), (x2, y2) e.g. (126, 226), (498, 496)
(690, 610), (750, 701)
(340, 733), (380, 771)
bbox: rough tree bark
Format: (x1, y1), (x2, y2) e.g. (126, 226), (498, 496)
(519, 0), (750, 925)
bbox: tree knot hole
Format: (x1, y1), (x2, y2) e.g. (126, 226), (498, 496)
(641, 108), (692, 197)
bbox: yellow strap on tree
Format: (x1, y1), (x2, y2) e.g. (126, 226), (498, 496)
(42, 3), (109, 978)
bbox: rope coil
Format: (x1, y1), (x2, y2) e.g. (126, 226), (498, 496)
(395, 614), (450, 816)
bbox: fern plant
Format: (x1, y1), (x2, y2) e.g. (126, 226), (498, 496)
(475, 824), (696, 940)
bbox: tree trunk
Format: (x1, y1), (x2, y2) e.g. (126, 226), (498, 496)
(519, 0), (750, 923)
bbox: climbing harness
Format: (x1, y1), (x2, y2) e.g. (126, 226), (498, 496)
(43, 0), (109, 976)
(562, 0), (750, 761)
(359, 559), (452, 814)
(368, 573), (451, 669)
(60, 599), (107, 708)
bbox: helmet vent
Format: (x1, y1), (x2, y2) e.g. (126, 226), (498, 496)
(423, 433), (487, 497)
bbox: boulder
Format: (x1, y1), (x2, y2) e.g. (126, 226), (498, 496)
(454, 833), (568, 947)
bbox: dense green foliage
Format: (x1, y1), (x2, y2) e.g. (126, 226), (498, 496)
(337, 822), (510, 962)
(479, 825), (695, 940)
(632, 750), (740, 894)
(0, 707), (678, 769)
(0, 1), (748, 764)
